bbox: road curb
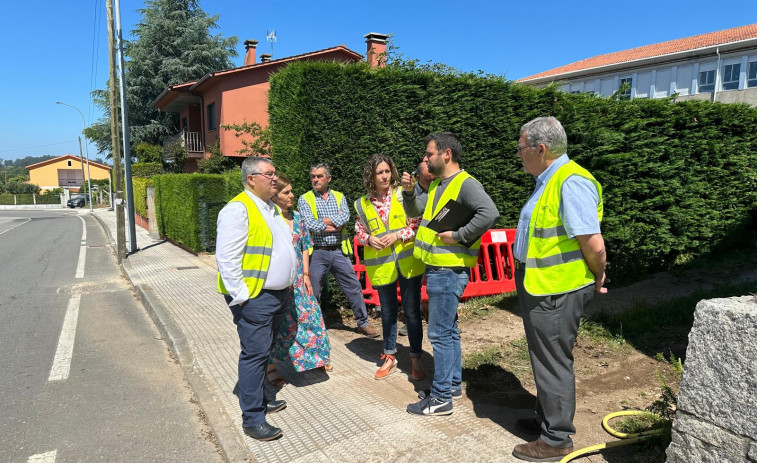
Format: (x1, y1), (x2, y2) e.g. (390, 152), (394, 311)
(90, 212), (251, 462)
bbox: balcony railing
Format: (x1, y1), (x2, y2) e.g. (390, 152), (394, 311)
(163, 131), (204, 158)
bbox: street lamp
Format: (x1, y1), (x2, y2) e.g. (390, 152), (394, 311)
(56, 101), (94, 212)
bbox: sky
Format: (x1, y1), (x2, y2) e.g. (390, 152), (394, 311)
(1, 0), (756, 163)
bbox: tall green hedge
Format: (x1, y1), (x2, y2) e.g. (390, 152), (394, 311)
(153, 174), (227, 252)
(269, 61), (757, 281)
(132, 177), (153, 218)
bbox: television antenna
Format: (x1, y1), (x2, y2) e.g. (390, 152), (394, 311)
(266, 29), (276, 55)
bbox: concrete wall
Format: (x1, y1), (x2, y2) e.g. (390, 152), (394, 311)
(666, 296), (757, 462)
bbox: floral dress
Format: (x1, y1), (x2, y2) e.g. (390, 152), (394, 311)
(271, 210), (331, 371)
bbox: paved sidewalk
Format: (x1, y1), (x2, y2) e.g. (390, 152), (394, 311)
(90, 208), (524, 463)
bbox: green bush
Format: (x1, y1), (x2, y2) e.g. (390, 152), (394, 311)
(132, 177), (154, 217)
(269, 61), (757, 282)
(15, 194), (34, 205)
(0, 194), (15, 205)
(36, 193), (61, 204)
(153, 174), (227, 252)
(132, 162), (163, 178)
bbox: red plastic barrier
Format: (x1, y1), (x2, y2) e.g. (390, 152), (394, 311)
(352, 229), (517, 306)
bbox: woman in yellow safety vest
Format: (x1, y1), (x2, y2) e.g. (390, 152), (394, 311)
(354, 153), (426, 381)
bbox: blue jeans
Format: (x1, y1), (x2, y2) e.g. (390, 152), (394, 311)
(226, 289), (291, 427)
(425, 267), (469, 401)
(375, 274), (423, 356)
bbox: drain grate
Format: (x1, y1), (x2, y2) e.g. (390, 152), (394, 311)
(176, 266), (200, 270)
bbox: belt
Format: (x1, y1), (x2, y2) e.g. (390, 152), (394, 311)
(313, 245), (339, 251)
(514, 259), (526, 270)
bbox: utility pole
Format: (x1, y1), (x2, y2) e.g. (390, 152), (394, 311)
(106, 0), (126, 263)
(114, 0), (137, 253)
(77, 137), (87, 201)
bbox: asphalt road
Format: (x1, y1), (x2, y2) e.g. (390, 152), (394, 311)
(0, 210), (223, 462)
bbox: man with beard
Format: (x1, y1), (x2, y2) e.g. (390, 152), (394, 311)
(400, 132), (498, 415)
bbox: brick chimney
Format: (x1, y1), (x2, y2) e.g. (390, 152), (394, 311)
(243, 40), (258, 66)
(260, 53), (272, 63)
(364, 32), (390, 68)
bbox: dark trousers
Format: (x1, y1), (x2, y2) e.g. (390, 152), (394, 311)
(310, 248), (369, 327)
(515, 268), (594, 448)
(226, 288), (291, 427)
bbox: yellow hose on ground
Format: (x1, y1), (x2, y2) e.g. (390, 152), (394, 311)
(560, 410), (666, 463)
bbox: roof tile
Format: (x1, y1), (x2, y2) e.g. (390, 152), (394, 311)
(518, 23), (757, 82)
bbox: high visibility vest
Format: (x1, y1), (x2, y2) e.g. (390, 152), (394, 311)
(217, 191), (275, 300)
(413, 171), (481, 268)
(301, 189), (353, 256)
(354, 188), (425, 286)
(523, 160), (603, 296)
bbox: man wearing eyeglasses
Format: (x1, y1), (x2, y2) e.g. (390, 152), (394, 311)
(400, 132), (498, 416)
(298, 162), (378, 338)
(216, 156), (297, 441)
(511, 117), (607, 462)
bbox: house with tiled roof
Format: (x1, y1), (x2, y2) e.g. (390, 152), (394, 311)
(26, 155), (111, 192)
(518, 24), (757, 106)
(152, 32), (389, 171)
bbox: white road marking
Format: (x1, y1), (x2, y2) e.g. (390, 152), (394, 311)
(75, 216), (86, 279)
(48, 289), (82, 381)
(28, 450), (57, 462)
(0, 217), (31, 235)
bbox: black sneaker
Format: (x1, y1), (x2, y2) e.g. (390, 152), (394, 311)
(407, 396), (453, 416)
(418, 387), (463, 400)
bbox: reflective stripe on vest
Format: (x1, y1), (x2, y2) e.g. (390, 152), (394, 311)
(523, 160), (603, 296)
(302, 189), (353, 255)
(354, 188), (425, 286)
(412, 171), (481, 268)
(217, 192), (273, 299)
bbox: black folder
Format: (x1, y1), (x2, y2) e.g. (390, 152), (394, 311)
(426, 199), (476, 234)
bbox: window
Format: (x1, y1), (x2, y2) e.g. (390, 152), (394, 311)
(207, 103), (217, 131)
(722, 63), (741, 90)
(618, 77), (632, 99)
(699, 70), (715, 93)
(748, 61), (757, 88)
(182, 117), (188, 131)
(67, 160), (72, 167)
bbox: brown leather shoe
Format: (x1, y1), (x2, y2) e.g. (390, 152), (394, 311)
(512, 439), (572, 462)
(357, 324), (379, 338)
(410, 357), (425, 381)
(375, 354), (397, 380)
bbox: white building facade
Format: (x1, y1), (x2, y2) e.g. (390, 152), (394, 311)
(518, 25), (757, 106)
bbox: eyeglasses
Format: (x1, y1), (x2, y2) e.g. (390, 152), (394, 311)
(515, 145), (532, 154)
(251, 171), (279, 179)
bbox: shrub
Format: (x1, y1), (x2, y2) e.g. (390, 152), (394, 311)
(153, 173), (227, 252)
(197, 141), (237, 174)
(132, 162), (163, 178)
(132, 177), (153, 217)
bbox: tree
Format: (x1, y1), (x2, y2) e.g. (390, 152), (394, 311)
(197, 141), (237, 173)
(87, 0), (238, 157)
(221, 121), (272, 157)
(134, 142), (164, 163)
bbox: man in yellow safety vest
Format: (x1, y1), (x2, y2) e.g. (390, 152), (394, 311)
(216, 156), (297, 442)
(511, 117), (607, 462)
(401, 132), (499, 416)
(298, 162), (378, 338)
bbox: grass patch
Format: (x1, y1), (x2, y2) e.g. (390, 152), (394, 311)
(458, 291), (518, 321)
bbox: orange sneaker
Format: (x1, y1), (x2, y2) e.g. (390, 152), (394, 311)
(410, 357), (425, 381)
(375, 354), (397, 380)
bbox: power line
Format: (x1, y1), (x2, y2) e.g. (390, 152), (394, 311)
(1, 140), (78, 154)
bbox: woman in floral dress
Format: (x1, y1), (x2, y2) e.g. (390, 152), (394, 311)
(270, 173), (332, 375)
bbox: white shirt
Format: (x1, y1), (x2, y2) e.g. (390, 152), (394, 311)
(216, 189), (297, 306)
